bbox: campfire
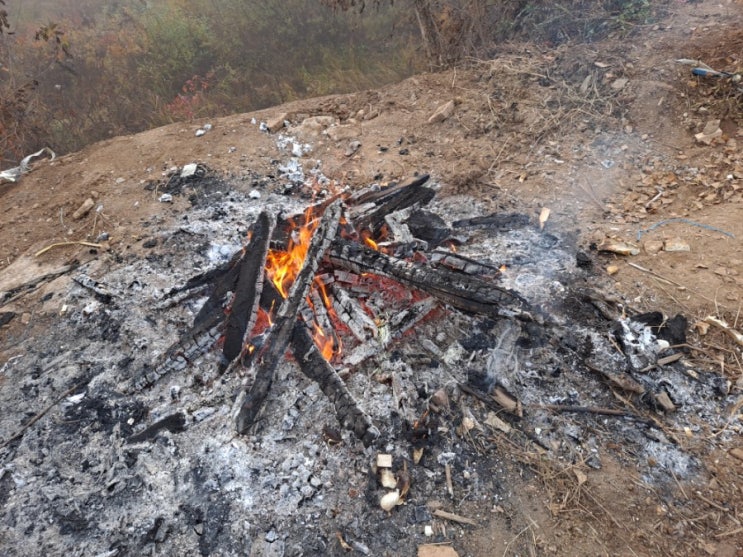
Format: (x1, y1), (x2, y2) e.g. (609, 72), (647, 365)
(130, 174), (532, 446)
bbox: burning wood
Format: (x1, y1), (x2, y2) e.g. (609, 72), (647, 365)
(221, 211), (274, 367)
(234, 200), (342, 434)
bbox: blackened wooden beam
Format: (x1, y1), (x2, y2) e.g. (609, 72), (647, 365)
(220, 211), (274, 368)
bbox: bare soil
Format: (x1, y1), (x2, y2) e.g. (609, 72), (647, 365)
(1, 2), (742, 556)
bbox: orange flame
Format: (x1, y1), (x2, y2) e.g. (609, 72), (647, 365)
(360, 230), (379, 251)
(265, 206), (320, 298)
(261, 206), (343, 360)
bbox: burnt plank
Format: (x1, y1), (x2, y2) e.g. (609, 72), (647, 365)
(221, 212), (274, 367)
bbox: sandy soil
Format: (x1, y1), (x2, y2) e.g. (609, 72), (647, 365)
(1, 1), (742, 556)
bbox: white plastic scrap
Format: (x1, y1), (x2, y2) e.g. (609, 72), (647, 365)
(0, 147), (56, 183)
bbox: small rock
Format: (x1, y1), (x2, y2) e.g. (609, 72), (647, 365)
(266, 113), (290, 133)
(21, 312), (32, 325)
(345, 140), (362, 157)
(195, 129), (206, 137)
(248, 189), (261, 199)
(72, 198), (95, 220)
(142, 238), (158, 249)
(296, 115), (337, 136)
(663, 237), (690, 252)
(607, 264), (620, 275)
(427, 100), (456, 124)
(158, 193), (173, 203)
(644, 239), (664, 254)
(181, 163), (199, 178)
(325, 123), (361, 142)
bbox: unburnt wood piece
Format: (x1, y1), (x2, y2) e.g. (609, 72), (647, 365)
(220, 212), (274, 368)
(452, 212), (530, 230)
(327, 239), (527, 318)
(291, 319), (379, 446)
(235, 201), (342, 435)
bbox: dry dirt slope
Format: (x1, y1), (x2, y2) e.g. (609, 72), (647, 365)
(1, 1), (743, 556)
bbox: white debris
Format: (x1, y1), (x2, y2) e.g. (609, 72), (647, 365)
(248, 189), (261, 199)
(181, 163), (199, 178)
(0, 147), (56, 183)
(158, 193), (173, 203)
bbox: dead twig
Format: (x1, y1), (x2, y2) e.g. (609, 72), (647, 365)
(432, 509), (477, 526)
(35, 241), (103, 257)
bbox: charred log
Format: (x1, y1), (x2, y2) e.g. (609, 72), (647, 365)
(221, 212), (274, 368)
(290, 319), (379, 446)
(350, 178), (435, 237)
(452, 213), (530, 230)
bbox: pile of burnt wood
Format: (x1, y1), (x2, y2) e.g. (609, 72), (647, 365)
(129, 175), (535, 445)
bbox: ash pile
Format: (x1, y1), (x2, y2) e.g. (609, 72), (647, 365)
(0, 161), (737, 556)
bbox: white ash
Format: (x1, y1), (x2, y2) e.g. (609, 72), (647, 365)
(0, 176), (740, 556)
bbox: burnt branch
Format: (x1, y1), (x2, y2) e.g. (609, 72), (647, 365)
(327, 239), (527, 318)
(235, 201), (342, 434)
(291, 319), (379, 446)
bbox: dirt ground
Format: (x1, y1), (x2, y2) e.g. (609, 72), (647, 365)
(1, 1), (742, 556)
